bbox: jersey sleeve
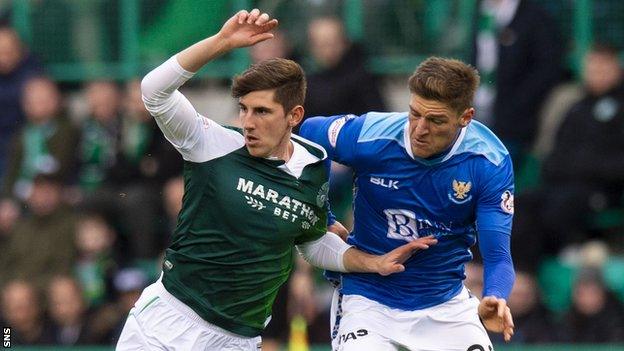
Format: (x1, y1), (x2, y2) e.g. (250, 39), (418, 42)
(475, 156), (515, 298)
(141, 55), (244, 163)
(299, 114), (366, 167)
(475, 156), (514, 234)
(294, 192), (329, 245)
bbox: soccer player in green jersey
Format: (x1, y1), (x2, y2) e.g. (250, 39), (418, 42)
(116, 9), (437, 351)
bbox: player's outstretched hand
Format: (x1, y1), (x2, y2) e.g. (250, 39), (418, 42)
(218, 9), (279, 49)
(375, 235), (437, 276)
(478, 296), (514, 342)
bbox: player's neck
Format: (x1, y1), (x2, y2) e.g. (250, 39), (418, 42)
(268, 136), (294, 162)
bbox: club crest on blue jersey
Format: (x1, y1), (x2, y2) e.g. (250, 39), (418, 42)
(449, 180), (473, 204)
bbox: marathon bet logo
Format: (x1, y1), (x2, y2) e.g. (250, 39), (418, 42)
(237, 178), (321, 227)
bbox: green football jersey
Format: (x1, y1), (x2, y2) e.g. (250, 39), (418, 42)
(162, 130), (329, 337)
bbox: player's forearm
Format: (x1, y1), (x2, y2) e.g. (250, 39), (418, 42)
(479, 229), (515, 298)
(297, 232), (400, 274)
(343, 248), (382, 273)
(483, 259), (515, 299)
(177, 33), (232, 73)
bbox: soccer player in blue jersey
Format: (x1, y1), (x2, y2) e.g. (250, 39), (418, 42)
(299, 57), (515, 351)
(115, 10), (440, 351)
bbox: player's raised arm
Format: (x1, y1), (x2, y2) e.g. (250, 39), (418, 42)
(140, 9), (278, 162)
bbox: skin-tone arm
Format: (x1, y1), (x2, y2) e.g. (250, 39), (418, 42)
(176, 9), (278, 72)
(328, 220), (349, 242)
(479, 296), (515, 342)
(344, 235), (437, 276)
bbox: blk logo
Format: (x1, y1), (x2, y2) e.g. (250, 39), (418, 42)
(370, 176), (399, 190)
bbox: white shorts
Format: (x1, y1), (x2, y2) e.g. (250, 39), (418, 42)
(330, 287), (492, 351)
(116, 278), (262, 351)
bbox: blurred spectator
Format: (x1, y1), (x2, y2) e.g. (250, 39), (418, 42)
(79, 79), (181, 260)
(472, 0), (563, 171)
(0, 174), (77, 288)
(250, 30), (298, 63)
(490, 270), (555, 344)
(112, 268), (148, 314)
(558, 267), (624, 342)
(0, 26), (43, 181)
(90, 268), (149, 345)
(47, 275), (98, 345)
(0, 196), (18, 238)
(512, 44), (624, 271)
(304, 16), (386, 119)
(1, 76), (78, 201)
(74, 213), (119, 307)
(109, 79), (182, 186)
(77, 80), (122, 192)
(1, 280), (54, 345)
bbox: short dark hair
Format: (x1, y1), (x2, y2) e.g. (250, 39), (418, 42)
(408, 57), (480, 114)
(232, 58), (306, 113)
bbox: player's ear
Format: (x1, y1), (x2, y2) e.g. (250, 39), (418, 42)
(459, 108), (474, 127)
(287, 105), (304, 127)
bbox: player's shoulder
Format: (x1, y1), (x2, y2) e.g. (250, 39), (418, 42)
(358, 111), (408, 144)
(222, 125), (242, 134)
(454, 120), (510, 167)
(292, 133), (328, 161)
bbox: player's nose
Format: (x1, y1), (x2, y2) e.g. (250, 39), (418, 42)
(414, 118), (429, 135)
(241, 113), (256, 130)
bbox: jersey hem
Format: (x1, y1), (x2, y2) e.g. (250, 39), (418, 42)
(341, 281), (464, 311)
(162, 274), (263, 337)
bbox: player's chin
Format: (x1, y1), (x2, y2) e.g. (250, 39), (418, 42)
(246, 144), (268, 158)
(413, 149), (433, 158)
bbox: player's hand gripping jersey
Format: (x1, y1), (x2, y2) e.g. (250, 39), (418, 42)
(300, 112), (515, 309)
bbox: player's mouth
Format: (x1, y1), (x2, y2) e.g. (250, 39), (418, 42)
(413, 138), (428, 147)
(245, 135), (260, 146)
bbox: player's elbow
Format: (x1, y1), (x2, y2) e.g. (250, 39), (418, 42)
(140, 73), (159, 105)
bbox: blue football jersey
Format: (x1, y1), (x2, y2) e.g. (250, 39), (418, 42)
(300, 112), (515, 310)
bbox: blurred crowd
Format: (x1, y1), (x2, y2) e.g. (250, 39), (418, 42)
(0, 23), (185, 345)
(1, 0), (624, 348)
